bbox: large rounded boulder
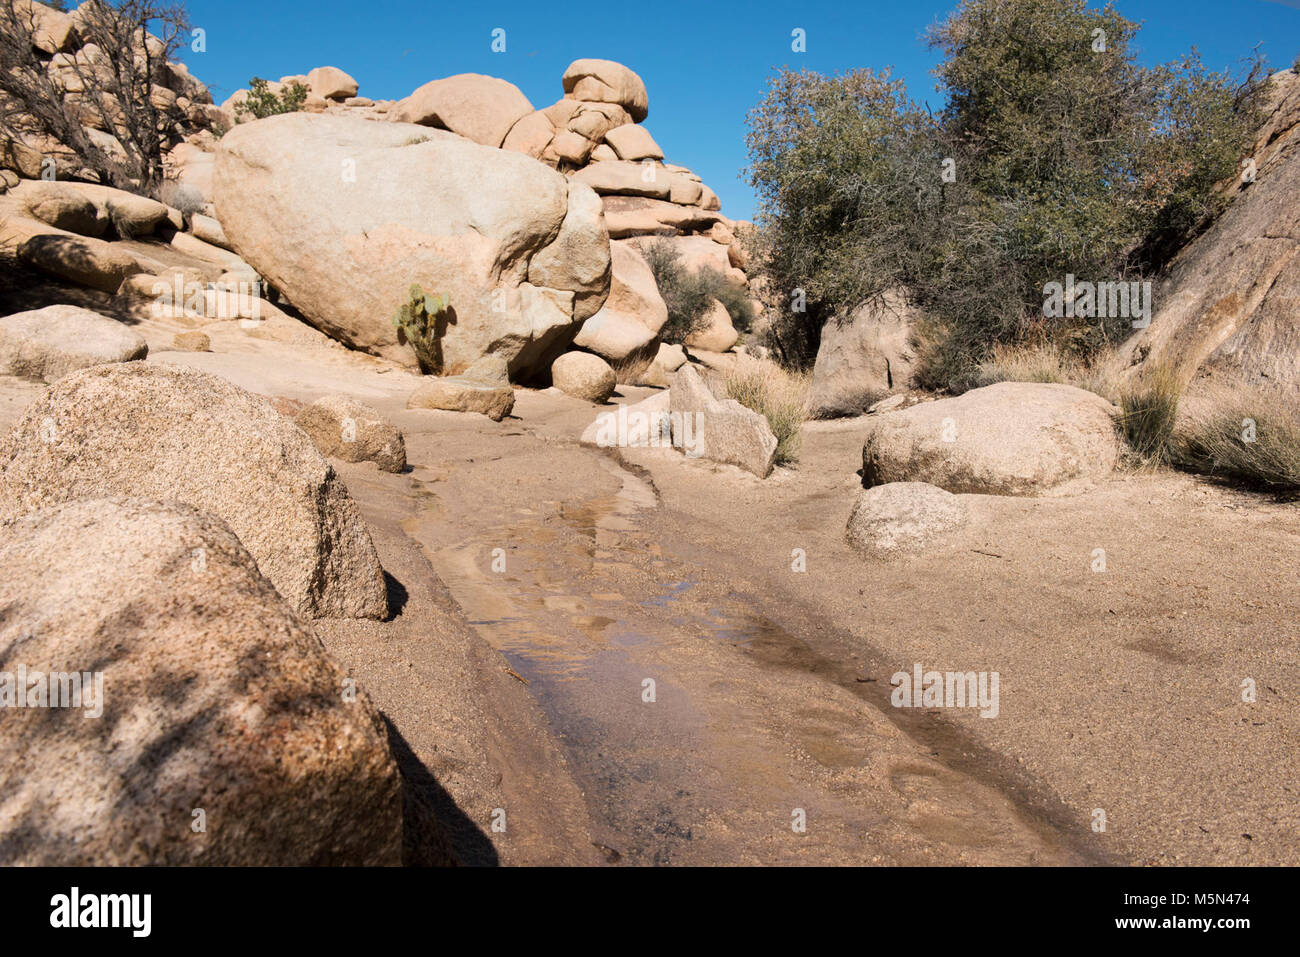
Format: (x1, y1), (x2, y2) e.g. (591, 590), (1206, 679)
(0, 363), (388, 619)
(389, 73), (533, 147)
(0, 498), (402, 865)
(561, 59), (649, 122)
(212, 112), (611, 378)
(861, 382), (1120, 495)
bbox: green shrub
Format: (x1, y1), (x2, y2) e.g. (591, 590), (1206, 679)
(235, 77), (308, 120)
(641, 239), (754, 343)
(744, 0), (1266, 386)
(723, 358), (808, 466)
(389, 283), (450, 374)
(1117, 365), (1182, 465)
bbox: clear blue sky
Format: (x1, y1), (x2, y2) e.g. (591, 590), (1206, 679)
(178, 0), (1300, 221)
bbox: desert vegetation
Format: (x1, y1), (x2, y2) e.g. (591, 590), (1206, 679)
(234, 76), (307, 120)
(641, 237), (755, 344)
(0, 0), (194, 194)
(723, 356), (808, 466)
(744, 0), (1266, 390)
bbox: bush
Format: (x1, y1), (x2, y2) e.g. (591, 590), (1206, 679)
(1175, 388), (1300, 492)
(0, 0), (192, 194)
(1117, 365), (1182, 465)
(235, 77), (308, 120)
(744, 0), (1266, 387)
(723, 357), (808, 466)
(641, 239), (752, 343)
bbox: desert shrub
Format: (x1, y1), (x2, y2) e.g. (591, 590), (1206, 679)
(159, 178), (205, 217)
(641, 239), (752, 343)
(723, 357), (809, 466)
(0, 0), (192, 194)
(235, 77), (308, 120)
(1175, 388), (1300, 492)
(745, 0), (1266, 387)
(389, 284), (450, 374)
(1117, 365), (1182, 465)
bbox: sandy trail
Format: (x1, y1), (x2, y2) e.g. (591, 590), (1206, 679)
(0, 304), (1294, 864)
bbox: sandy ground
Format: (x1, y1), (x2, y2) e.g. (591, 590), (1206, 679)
(1, 258), (1296, 865)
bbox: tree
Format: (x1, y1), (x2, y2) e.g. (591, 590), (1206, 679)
(0, 0), (192, 195)
(745, 0), (1265, 387)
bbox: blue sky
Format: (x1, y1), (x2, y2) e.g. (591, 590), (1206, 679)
(178, 0), (1300, 220)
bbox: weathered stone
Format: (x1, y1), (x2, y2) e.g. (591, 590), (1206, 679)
(389, 74), (532, 148)
(296, 394), (407, 473)
(604, 124), (663, 161)
(571, 160), (671, 199)
(1109, 69), (1300, 394)
(551, 351), (616, 403)
(15, 181), (102, 236)
(0, 364), (389, 618)
(190, 212), (230, 249)
(407, 373), (515, 421)
(637, 341), (687, 387)
(684, 299), (738, 353)
(0, 497), (402, 865)
(0, 305), (146, 380)
(808, 293), (917, 418)
(562, 59), (649, 122)
(307, 65), (358, 100)
(669, 364), (778, 478)
(213, 113), (609, 378)
(861, 382), (1121, 495)
(845, 482), (970, 558)
(173, 330), (210, 351)
(18, 233), (153, 292)
(573, 241), (667, 364)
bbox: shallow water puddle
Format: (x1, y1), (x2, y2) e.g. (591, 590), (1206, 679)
(403, 450), (1088, 864)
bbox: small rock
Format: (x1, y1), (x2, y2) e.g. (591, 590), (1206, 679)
(173, 330), (210, 351)
(669, 364), (777, 478)
(296, 394), (406, 473)
(845, 482), (969, 558)
(551, 351), (616, 403)
(408, 364), (515, 421)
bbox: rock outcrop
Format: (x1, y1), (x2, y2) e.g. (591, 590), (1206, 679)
(808, 293), (917, 418)
(213, 112), (611, 379)
(1110, 69), (1300, 393)
(0, 497), (402, 865)
(0, 364), (388, 619)
(571, 240), (668, 367)
(861, 382), (1120, 495)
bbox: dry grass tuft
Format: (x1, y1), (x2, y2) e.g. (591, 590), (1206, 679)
(1116, 364), (1183, 466)
(723, 356), (810, 467)
(1174, 384), (1300, 493)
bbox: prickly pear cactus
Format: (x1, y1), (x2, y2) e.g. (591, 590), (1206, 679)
(390, 283), (450, 374)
